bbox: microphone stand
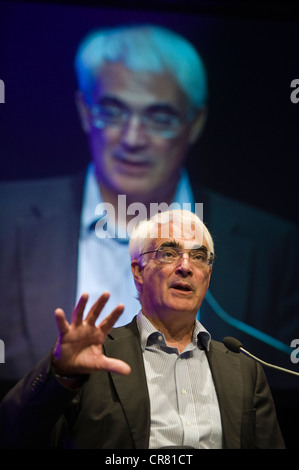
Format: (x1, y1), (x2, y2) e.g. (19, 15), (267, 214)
(239, 346), (299, 377)
(223, 336), (299, 377)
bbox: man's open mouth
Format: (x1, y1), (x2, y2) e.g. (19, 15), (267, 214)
(171, 283), (193, 292)
(113, 154), (152, 175)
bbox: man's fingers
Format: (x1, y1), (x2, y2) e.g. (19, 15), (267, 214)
(54, 308), (69, 335)
(85, 292), (110, 325)
(98, 303), (125, 336)
(100, 355), (131, 376)
(71, 293), (89, 325)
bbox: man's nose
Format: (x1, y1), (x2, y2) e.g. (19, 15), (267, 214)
(175, 253), (193, 276)
(120, 115), (148, 150)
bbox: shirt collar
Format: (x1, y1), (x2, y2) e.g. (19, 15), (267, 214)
(137, 310), (211, 352)
(80, 163), (194, 243)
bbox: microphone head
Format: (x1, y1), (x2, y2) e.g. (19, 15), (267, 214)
(223, 336), (243, 353)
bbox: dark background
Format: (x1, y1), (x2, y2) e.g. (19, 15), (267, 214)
(0, 0), (298, 449)
(0, 0), (298, 225)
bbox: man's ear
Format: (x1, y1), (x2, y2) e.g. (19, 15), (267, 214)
(75, 90), (91, 133)
(188, 106), (208, 145)
(131, 260), (144, 287)
(207, 266), (212, 289)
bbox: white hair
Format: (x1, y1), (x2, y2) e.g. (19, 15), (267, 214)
(74, 24), (207, 108)
(129, 209), (214, 266)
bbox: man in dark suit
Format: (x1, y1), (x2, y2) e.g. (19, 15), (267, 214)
(0, 24), (298, 398)
(0, 210), (285, 449)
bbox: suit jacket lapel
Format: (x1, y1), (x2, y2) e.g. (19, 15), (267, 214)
(103, 320), (150, 449)
(206, 341), (243, 449)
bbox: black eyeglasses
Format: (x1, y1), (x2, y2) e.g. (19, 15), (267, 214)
(89, 97), (195, 139)
(140, 245), (214, 268)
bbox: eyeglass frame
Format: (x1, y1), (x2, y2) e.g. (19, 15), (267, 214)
(139, 244), (215, 267)
(88, 96), (196, 139)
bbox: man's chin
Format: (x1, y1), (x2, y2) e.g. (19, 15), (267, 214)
(166, 296), (198, 312)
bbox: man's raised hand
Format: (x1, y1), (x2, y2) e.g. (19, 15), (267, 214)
(52, 292), (131, 377)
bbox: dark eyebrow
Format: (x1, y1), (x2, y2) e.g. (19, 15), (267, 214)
(159, 240), (181, 249)
(159, 241), (208, 252)
(191, 245), (208, 253)
(97, 96), (128, 108)
(96, 96), (180, 115)
(145, 104), (180, 115)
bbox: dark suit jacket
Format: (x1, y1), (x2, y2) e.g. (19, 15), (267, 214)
(0, 171), (298, 390)
(0, 318), (285, 449)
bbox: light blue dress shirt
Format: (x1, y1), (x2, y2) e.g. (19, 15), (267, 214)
(76, 163), (195, 326)
(137, 311), (223, 449)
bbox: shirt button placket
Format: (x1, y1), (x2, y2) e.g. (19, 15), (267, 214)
(175, 353), (197, 445)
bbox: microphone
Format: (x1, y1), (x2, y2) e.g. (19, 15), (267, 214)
(223, 336), (299, 377)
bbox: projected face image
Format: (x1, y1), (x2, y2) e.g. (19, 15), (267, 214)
(77, 62), (203, 203)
